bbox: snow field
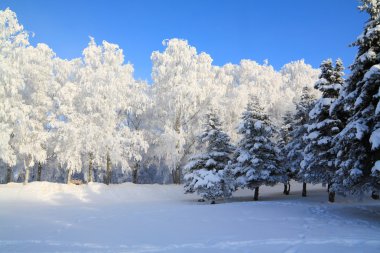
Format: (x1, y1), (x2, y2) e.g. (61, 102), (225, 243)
(0, 181), (379, 253)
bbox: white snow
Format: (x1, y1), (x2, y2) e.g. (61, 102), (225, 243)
(205, 158), (217, 167)
(1, 182), (379, 253)
(237, 151), (250, 163)
(358, 49), (376, 63)
(317, 136), (330, 145)
(366, 24), (380, 38)
(254, 120), (262, 129)
(376, 94), (380, 115)
(372, 160), (380, 174)
(193, 169), (221, 188)
(306, 131), (320, 140)
(354, 96), (364, 108)
(370, 127), (380, 150)
(363, 64), (380, 81)
(350, 168), (363, 177)
(354, 121), (368, 140)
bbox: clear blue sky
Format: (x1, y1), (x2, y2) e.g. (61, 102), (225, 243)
(0, 0), (367, 82)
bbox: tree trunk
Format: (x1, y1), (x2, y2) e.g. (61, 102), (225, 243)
(67, 168), (72, 184)
(253, 187), (259, 201)
(23, 167), (30, 185)
(286, 182), (291, 195)
(283, 182), (290, 195)
(177, 168), (181, 184)
(132, 168), (138, 184)
(283, 183), (288, 195)
(302, 182), (307, 197)
(6, 166), (12, 183)
(328, 191), (335, 203)
(106, 153), (111, 185)
(37, 162), (42, 181)
(172, 167), (181, 184)
(88, 153), (93, 183)
(371, 191), (379, 200)
(327, 183), (331, 192)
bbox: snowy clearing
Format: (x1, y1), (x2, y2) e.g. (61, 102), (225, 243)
(1, 182), (380, 253)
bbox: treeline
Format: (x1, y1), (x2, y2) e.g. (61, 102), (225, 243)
(1, 0), (380, 203)
(0, 8), (318, 184)
(184, 0), (380, 203)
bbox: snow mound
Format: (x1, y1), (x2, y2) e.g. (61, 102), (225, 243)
(0, 182), (191, 205)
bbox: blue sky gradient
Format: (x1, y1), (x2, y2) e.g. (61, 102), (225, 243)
(0, 0), (367, 81)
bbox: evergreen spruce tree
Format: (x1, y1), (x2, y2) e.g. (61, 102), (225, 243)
(330, 0), (380, 198)
(183, 109), (234, 204)
(279, 111), (295, 195)
(232, 96), (285, 201)
(300, 59), (344, 202)
(285, 87), (316, 197)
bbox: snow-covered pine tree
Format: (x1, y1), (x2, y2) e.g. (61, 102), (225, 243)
(221, 161), (236, 200)
(330, 0), (380, 198)
(183, 109), (234, 204)
(285, 87), (317, 197)
(300, 59), (344, 202)
(232, 96), (285, 201)
(279, 110), (294, 195)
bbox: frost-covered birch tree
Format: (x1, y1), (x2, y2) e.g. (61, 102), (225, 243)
(52, 38), (149, 184)
(0, 9), (54, 184)
(0, 8), (28, 182)
(151, 39), (215, 184)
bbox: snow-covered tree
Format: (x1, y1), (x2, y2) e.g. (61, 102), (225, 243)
(184, 109), (234, 203)
(19, 44), (58, 184)
(0, 8), (322, 185)
(214, 60), (319, 143)
(151, 39), (215, 184)
(52, 38), (149, 184)
(279, 110), (294, 195)
(50, 57), (82, 183)
(122, 82), (152, 184)
(281, 60), (320, 106)
(301, 59), (344, 202)
(0, 9), (55, 184)
(330, 0), (380, 197)
(0, 8), (28, 182)
(232, 96), (285, 201)
(285, 87), (317, 196)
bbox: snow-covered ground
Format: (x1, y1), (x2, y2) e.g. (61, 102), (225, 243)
(0, 182), (379, 253)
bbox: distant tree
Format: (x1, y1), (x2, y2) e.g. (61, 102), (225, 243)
(301, 59), (344, 202)
(184, 109), (234, 204)
(232, 96), (285, 201)
(330, 0), (380, 198)
(214, 59), (319, 143)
